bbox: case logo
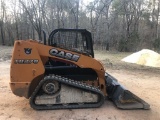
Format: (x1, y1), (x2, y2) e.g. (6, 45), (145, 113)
(49, 48), (80, 62)
(24, 48), (32, 54)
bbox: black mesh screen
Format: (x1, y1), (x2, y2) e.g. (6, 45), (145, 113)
(53, 31), (82, 49)
(51, 30), (91, 55)
(49, 29), (94, 57)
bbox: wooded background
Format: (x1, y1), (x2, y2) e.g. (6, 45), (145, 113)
(0, 0), (160, 52)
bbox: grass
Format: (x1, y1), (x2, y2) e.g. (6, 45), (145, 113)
(94, 50), (160, 73)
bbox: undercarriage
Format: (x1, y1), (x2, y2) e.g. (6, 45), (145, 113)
(30, 75), (105, 110)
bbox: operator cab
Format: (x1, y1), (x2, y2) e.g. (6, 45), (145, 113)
(47, 29), (94, 58)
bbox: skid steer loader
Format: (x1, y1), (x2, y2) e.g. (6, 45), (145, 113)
(10, 29), (150, 110)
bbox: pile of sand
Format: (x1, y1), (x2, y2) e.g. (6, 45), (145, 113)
(122, 49), (160, 67)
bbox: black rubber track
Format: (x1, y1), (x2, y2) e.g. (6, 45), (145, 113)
(29, 75), (105, 110)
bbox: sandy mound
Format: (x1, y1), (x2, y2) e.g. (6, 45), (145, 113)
(122, 49), (160, 67)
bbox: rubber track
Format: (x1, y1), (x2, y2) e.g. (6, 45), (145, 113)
(30, 75), (105, 110)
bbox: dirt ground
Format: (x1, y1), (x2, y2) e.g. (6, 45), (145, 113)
(0, 46), (160, 120)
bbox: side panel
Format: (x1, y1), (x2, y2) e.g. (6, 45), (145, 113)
(10, 41), (45, 98)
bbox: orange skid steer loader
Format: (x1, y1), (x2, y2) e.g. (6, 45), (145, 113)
(10, 29), (150, 110)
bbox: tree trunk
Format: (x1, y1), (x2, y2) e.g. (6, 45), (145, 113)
(75, 0), (79, 48)
(0, 24), (5, 45)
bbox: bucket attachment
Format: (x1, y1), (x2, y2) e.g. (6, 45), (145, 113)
(105, 73), (150, 110)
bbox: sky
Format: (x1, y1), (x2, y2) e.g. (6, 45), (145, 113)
(83, 0), (93, 5)
(3, 0), (94, 14)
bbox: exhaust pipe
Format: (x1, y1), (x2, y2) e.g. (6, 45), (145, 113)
(105, 73), (150, 110)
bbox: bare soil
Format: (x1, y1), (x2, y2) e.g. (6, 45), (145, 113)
(0, 46), (160, 120)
